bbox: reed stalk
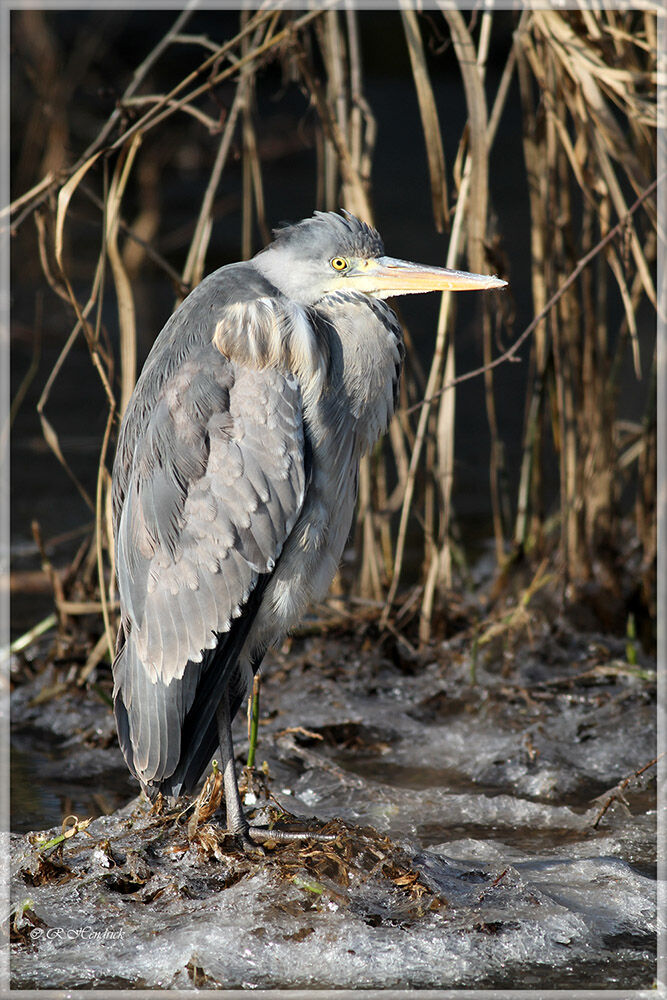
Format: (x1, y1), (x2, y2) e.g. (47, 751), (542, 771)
(10, 9), (658, 648)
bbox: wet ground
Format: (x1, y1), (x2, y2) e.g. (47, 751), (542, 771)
(8, 605), (658, 991)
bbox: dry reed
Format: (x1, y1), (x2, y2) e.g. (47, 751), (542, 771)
(8, 8), (659, 650)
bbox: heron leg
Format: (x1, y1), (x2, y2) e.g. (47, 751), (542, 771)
(215, 689), (337, 850)
(215, 691), (256, 848)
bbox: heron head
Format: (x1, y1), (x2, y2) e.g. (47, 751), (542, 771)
(253, 210), (506, 306)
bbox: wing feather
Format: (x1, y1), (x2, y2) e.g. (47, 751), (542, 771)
(112, 327), (309, 792)
(133, 666), (151, 775)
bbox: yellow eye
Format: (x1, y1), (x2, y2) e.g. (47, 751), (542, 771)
(331, 257), (348, 271)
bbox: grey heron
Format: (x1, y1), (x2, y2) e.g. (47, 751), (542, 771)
(111, 210), (506, 845)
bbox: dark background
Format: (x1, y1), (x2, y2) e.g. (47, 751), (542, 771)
(9, 9), (652, 636)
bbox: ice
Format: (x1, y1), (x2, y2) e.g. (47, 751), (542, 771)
(10, 814), (657, 990)
(10, 619), (657, 990)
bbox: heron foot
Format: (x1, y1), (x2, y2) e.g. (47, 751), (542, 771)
(222, 818), (265, 855)
(222, 814), (338, 850)
(247, 826), (338, 845)
(226, 824), (337, 855)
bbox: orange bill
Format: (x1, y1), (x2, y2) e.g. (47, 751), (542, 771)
(349, 255), (507, 297)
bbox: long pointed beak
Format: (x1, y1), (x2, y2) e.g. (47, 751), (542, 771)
(351, 255), (507, 298)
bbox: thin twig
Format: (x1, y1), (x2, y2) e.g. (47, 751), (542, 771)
(592, 754), (661, 829)
(78, 183), (189, 293)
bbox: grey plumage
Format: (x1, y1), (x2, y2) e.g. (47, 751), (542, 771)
(111, 210), (506, 824)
